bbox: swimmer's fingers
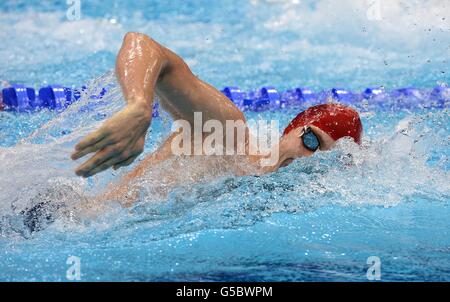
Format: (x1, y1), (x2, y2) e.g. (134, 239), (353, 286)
(71, 137), (111, 160)
(75, 146), (118, 177)
(113, 154), (139, 170)
(72, 128), (109, 159)
(84, 157), (122, 178)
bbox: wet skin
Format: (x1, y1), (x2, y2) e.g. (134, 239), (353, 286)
(71, 32), (338, 204)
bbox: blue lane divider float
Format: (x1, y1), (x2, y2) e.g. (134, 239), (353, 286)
(287, 87), (317, 103)
(0, 84), (159, 116)
(1, 84), (76, 112)
(331, 88), (362, 104)
(1, 84), (449, 115)
(2, 85), (36, 112)
(220, 85), (449, 111)
(39, 85), (73, 111)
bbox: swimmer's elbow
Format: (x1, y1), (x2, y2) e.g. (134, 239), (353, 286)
(123, 32), (161, 50)
(123, 33), (188, 74)
(124, 31), (151, 42)
(121, 32), (169, 70)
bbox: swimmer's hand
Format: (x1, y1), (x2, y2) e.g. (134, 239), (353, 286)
(71, 101), (152, 177)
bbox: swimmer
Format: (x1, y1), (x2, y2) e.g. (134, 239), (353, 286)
(71, 32), (363, 205)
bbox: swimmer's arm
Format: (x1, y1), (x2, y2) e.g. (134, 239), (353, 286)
(73, 31), (245, 178)
(155, 46), (245, 126)
(115, 32), (246, 141)
(115, 32), (168, 110)
(72, 32), (170, 177)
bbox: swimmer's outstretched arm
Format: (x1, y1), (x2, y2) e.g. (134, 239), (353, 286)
(72, 32), (245, 178)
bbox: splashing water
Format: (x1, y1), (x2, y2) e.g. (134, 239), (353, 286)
(0, 0), (449, 281)
(0, 71), (448, 282)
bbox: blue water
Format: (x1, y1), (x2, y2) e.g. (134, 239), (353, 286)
(0, 0), (449, 281)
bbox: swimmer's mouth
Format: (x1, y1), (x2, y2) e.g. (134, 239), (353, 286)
(280, 158), (294, 167)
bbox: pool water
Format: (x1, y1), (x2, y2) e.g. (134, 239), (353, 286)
(0, 0), (449, 281)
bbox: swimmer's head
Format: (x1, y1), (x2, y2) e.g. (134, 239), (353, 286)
(277, 103), (363, 167)
(283, 103), (363, 143)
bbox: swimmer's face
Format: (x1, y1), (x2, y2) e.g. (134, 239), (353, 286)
(278, 125), (336, 167)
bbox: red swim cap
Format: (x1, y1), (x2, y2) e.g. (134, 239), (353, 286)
(283, 103), (363, 144)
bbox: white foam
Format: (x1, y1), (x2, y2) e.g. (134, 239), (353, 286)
(0, 11), (124, 66)
(255, 0), (449, 49)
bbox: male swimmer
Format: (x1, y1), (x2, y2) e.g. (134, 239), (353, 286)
(70, 32), (363, 205)
(2, 33), (363, 235)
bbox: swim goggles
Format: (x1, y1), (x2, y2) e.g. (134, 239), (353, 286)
(300, 126), (320, 152)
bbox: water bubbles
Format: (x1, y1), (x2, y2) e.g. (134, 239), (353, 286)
(0, 0), (449, 281)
